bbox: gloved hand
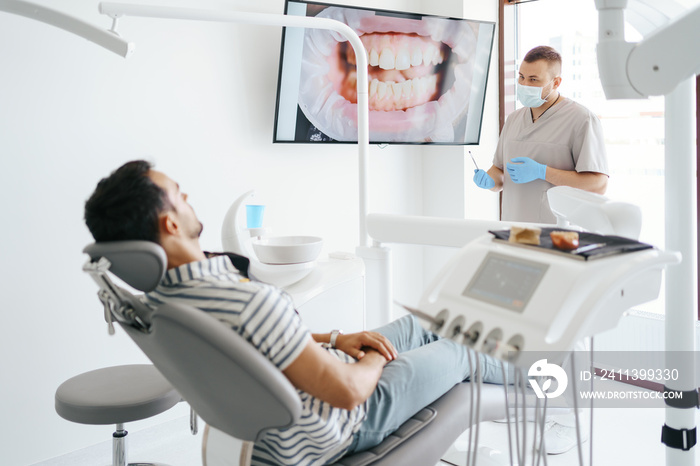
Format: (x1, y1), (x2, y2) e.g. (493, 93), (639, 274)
(506, 157), (547, 184)
(473, 169), (495, 189)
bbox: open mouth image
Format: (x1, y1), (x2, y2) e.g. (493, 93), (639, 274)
(339, 32), (449, 113)
(289, 4), (486, 143)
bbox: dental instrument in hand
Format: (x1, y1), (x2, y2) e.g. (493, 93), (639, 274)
(470, 152), (496, 189)
(469, 150), (479, 170)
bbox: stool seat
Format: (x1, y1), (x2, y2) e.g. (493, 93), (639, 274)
(55, 364), (181, 425)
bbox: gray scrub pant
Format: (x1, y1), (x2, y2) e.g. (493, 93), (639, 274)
(345, 314), (505, 454)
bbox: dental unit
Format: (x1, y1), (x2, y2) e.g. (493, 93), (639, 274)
(365, 188), (681, 465)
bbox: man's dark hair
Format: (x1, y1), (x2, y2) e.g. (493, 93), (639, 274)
(85, 160), (172, 243)
(523, 45), (562, 76)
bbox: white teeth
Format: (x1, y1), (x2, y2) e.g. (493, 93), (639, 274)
(415, 77), (426, 95)
(411, 48), (423, 67)
(369, 75), (439, 105)
(378, 48), (395, 70)
(403, 81), (413, 98)
(395, 49), (411, 71)
(376, 80), (388, 99)
(369, 48), (379, 67)
(367, 44), (443, 70)
(391, 82), (402, 99)
(434, 49), (444, 65)
(423, 47), (435, 67)
(369, 78), (378, 96)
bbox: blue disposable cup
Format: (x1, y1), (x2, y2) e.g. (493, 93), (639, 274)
(246, 205), (265, 229)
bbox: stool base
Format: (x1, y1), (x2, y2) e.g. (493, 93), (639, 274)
(111, 424), (171, 466)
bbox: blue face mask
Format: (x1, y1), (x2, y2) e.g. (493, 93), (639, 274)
(517, 80), (554, 108)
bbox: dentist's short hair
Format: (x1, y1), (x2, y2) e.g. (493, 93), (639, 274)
(523, 45), (562, 77)
(85, 160), (172, 244)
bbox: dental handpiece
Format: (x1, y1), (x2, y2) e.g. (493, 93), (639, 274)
(394, 301), (445, 328)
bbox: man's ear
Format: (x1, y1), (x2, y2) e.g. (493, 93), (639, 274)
(160, 211), (179, 236)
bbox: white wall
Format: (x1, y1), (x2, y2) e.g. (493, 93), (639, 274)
(0, 0), (499, 464)
(414, 0), (501, 306)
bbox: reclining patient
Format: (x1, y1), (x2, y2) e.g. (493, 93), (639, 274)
(84, 160), (505, 466)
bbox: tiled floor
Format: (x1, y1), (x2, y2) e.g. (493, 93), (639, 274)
(34, 408), (700, 465)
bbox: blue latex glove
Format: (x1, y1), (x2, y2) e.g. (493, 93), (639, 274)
(473, 169), (495, 189)
(506, 157), (547, 184)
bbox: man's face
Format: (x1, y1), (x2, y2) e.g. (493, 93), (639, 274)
(518, 60), (555, 96)
(148, 170), (203, 240)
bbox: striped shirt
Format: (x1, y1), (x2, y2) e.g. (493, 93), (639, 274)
(144, 255), (366, 465)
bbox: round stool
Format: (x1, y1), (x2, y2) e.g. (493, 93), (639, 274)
(55, 364), (181, 466)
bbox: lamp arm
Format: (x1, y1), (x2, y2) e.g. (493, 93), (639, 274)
(0, 0), (133, 57)
(595, 0), (700, 98)
(627, 3), (700, 96)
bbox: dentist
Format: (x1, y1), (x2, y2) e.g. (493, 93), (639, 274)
(473, 45), (609, 223)
(473, 45), (605, 454)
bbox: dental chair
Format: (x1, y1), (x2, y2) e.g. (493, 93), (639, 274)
(83, 240), (507, 466)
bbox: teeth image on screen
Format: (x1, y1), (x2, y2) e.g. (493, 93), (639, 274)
(298, 6), (480, 143)
(340, 34), (447, 112)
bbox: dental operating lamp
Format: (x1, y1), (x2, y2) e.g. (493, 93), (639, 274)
(595, 0), (699, 464)
(0, 0), (133, 57)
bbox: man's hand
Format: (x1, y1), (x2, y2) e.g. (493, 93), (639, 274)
(335, 331), (398, 361)
(284, 337), (390, 410)
(506, 157), (547, 184)
(473, 169), (495, 189)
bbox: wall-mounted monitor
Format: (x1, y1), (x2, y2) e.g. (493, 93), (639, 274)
(274, 0), (495, 145)
(273, 1), (496, 145)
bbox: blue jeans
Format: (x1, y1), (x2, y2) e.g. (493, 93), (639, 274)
(345, 314), (505, 455)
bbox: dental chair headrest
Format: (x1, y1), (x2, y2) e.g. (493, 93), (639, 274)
(83, 241), (167, 292)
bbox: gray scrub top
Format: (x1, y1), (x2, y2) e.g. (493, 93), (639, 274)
(493, 98), (609, 224)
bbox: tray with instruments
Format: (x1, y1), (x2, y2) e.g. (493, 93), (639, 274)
(488, 227), (653, 261)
